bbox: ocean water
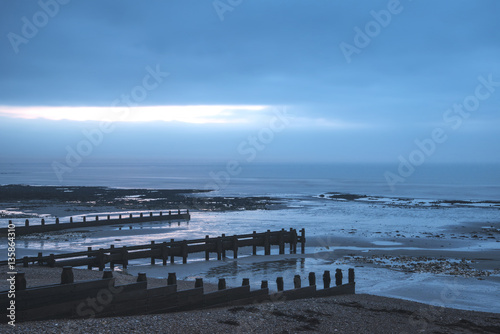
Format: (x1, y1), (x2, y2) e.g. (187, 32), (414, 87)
(1, 161), (499, 200)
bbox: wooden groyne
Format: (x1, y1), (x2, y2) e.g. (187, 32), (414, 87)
(0, 210), (190, 236)
(1, 266), (355, 323)
(1, 228), (306, 270)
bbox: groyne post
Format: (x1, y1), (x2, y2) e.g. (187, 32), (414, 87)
(170, 239), (175, 264)
(151, 241), (155, 265)
(61, 266), (74, 284)
(300, 228), (305, 254)
(167, 273), (177, 285)
(195, 278), (203, 288)
(252, 231), (257, 255)
(264, 230), (271, 255)
(308, 272), (316, 286)
(122, 246), (129, 269)
(25, 219), (29, 227)
(218, 278), (226, 290)
(323, 270), (331, 289)
(335, 269), (343, 286)
(276, 277), (284, 291)
(217, 237), (222, 260)
(161, 242), (168, 265)
(349, 268), (355, 283)
(279, 228), (285, 254)
(87, 247), (92, 270)
(109, 245), (115, 270)
(232, 235), (238, 259)
(15, 272), (26, 291)
(294, 275), (301, 289)
(221, 234), (226, 259)
(205, 235), (210, 261)
(137, 272), (147, 283)
(182, 240), (188, 264)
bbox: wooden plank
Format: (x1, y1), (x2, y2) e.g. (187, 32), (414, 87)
(314, 283), (355, 297)
(203, 286), (250, 307)
(276, 285), (317, 301)
(176, 288), (203, 311)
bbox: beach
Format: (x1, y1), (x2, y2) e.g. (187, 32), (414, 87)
(1, 166), (499, 331)
(1, 266), (499, 333)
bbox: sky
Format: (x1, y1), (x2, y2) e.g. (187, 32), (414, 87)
(0, 0), (499, 165)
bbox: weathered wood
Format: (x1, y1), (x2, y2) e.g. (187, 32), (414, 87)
(0, 210), (190, 236)
(2, 229), (307, 270)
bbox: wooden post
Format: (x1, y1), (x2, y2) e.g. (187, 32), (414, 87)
(40, 219), (44, 226)
(261, 280), (268, 289)
(23, 256), (28, 267)
(55, 218), (59, 224)
(95, 215), (99, 221)
(323, 270), (331, 289)
(140, 213), (143, 218)
(107, 215), (110, 220)
(25, 219), (29, 227)
(232, 235), (238, 259)
(103, 269), (113, 279)
(37, 252), (43, 265)
(122, 246), (128, 269)
(264, 230), (271, 255)
(160, 211), (162, 216)
(83, 216), (86, 223)
(98, 248), (105, 271)
(335, 269), (343, 286)
(169, 210), (171, 215)
(218, 278), (226, 290)
(177, 209), (180, 215)
(349, 268), (355, 283)
(276, 277), (284, 291)
(151, 241), (155, 265)
(119, 214), (122, 220)
(289, 228), (294, 254)
(87, 247), (92, 270)
(309, 272), (316, 286)
(279, 229), (285, 254)
(195, 278), (203, 288)
(217, 237), (222, 260)
(181, 240), (188, 264)
(48, 254), (55, 267)
(109, 245), (115, 270)
(61, 266), (74, 284)
(129, 213), (132, 219)
(137, 272), (147, 283)
(221, 234), (226, 259)
(167, 273), (177, 285)
(300, 228), (306, 254)
(242, 278), (250, 286)
(162, 242), (168, 266)
(293, 229), (298, 254)
(205, 235), (210, 261)
(170, 239), (175, 264)
(70, 217), (73, 223)
(294, 275), (301, 289)
(150, 212), (153, 217)
(252, 231), (257, 255)
(15, 272), (26, 291)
